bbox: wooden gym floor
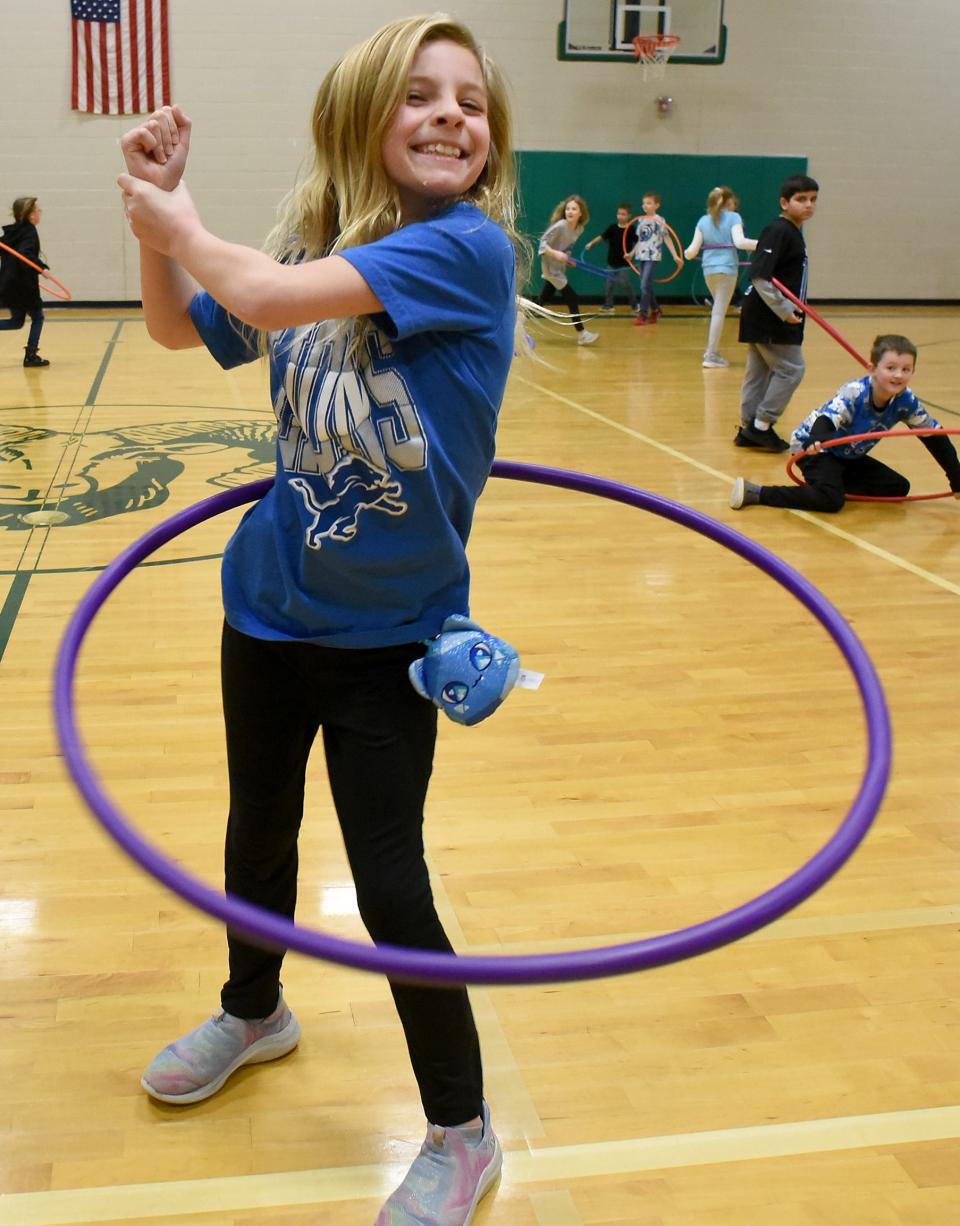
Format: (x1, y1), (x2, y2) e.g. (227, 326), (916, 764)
(1, 302), (958, 1224)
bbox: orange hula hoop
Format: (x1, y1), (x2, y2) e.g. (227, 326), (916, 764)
(786, 428), (960, 503)
(623, 216), (685, 284)
(0, 239), (72, 302)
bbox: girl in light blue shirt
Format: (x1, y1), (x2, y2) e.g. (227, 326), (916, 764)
(684, 186), (756, 367)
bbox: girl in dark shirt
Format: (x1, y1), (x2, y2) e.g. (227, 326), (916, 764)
(0, 196), (51, 367)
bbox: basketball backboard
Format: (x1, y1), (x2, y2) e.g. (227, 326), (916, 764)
(559, 0), (726, 65)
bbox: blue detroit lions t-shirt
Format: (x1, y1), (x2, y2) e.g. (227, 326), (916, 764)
(189, 202), (516, 647)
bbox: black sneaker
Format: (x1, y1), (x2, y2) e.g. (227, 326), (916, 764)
(734, 423), (789, 452)
(23, 349), (51, 368)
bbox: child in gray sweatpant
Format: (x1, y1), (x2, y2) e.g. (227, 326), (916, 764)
(735, 174), (819, 453)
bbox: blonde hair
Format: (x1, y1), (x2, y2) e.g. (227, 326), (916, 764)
(549, 195), (589, 228)
(707, 185), (737, 223)
(261, 13), (528, 354)
(12, 197), (38, 223)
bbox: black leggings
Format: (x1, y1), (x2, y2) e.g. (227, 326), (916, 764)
(538, 280), (585, 331)
(219, 621), (483, 1125)
(759, 451), (909, 512)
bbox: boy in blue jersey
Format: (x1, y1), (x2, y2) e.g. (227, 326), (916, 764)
(730, 335), (960, 512)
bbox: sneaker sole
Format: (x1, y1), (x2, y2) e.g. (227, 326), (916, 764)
(464, 1134), (503, 1225)
(141, 1014), (302, 1105)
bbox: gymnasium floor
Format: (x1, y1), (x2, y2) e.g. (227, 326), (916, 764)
(1, 301), (958, 1224)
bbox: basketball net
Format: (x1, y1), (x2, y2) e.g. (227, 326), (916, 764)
(631, 33), (681, 82)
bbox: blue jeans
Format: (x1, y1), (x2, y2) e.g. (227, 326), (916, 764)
(604, 266), (637, 309)
(638, 261), (658, 315)
(0, 305), (44, 349)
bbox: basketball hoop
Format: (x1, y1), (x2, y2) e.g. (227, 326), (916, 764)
(632, 33), (681, 81)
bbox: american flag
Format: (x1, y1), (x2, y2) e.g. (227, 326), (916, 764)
(71, 0), (170, 115)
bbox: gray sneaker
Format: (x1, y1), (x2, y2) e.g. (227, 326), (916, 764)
(376, 1100), (502, 1225)
(577, 329), (599, 345)
(140, 992), (301, 1104)
(730, 477), (762, 509)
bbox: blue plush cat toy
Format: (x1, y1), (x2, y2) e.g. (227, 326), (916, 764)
(409, 615), (520, 726)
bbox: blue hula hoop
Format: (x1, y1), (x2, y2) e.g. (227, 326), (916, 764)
(567, 255), (622, 282)
(53, 461), (891, 987)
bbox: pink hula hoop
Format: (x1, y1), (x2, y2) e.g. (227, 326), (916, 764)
(786, 428), (960, 503)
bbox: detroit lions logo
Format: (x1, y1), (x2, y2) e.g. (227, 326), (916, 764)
(289, 453), (406, 549)
(0, 420), (275, 530)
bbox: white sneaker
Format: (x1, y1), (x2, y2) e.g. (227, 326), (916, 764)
(702, 353), (729, 368)
(577, 330), (599, 346)
(730, 478), (761, 509)
(599, 306), (615, 314)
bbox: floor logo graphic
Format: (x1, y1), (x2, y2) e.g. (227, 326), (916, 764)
(0, 420), (275, 530)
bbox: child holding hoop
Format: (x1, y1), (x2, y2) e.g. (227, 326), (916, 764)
(735, 174), (819, 451)
(538, 194), (599, 345)
(584, 202), (639, 314)
(0, 197), (51, 367)
(117, 16), (523, 1224)
(684, 186), (756, 367)
(631, 191), (667, 325)
(730, 335), (960, 512)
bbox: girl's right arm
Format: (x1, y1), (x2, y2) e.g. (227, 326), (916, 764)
(120, 105), (203, 349)
(538, 224), (570, 264)
(138, 246), (203, 349)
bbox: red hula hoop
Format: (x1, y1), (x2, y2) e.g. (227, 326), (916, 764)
(0, 239), (72, 301)
(771, 277), (868, 369)
(624, 216), (685, 284)
(786, 428), (960, 502)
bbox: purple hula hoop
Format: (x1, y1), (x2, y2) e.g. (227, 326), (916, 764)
(53, 462), (891, 987)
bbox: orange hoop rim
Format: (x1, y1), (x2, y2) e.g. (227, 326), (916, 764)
(786, 428), (960, 503)
(0, 239), (72, 301)
(631, 32), (682, 60)
(623, 216), (685, 284)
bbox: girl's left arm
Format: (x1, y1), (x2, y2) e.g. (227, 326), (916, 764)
(118, 176), (383, 330)
(731, 222), (757, 252)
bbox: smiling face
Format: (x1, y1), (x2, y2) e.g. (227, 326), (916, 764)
(869, 350), (915, 405)
(381, 37), (490, 223)
(564, 198), (583, 225)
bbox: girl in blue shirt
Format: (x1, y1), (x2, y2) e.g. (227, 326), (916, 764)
(684, 186), (756, 367)
(117, 16), (525, 1225)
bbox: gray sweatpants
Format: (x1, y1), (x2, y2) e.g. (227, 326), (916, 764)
(739, 342), (805, 427)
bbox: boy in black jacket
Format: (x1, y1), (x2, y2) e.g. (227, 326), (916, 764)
(735, 175), (818, 452)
